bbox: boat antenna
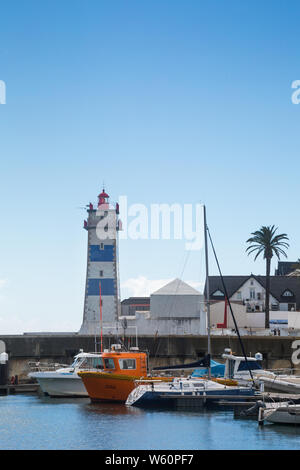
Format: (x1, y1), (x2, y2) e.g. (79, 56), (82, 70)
(99, 281), (103, 353)
(206, 226), (254, 381)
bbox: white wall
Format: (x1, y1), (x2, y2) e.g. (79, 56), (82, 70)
(150, 294), (203, 319)
(133, 311), (207, 335)
(288, 311), (300, 329)
(210, 301), (265, 329)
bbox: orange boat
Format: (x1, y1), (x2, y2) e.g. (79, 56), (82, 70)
(78, 345), (172, 403)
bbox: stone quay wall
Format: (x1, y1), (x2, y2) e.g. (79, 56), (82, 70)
(1, 334), (299, 381)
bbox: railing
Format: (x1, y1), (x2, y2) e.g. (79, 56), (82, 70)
(27, 361), (69, 372)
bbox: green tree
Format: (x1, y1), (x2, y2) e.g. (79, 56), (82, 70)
(246, 225), (289, 328)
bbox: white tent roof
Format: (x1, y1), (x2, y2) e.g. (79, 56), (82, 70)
(151, 278), (200, 296)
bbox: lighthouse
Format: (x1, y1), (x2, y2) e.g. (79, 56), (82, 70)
(79, 189), (121, 335)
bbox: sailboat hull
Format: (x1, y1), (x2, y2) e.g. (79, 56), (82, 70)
(127, 385), (258, 409)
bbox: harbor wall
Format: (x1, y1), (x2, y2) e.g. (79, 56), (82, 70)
(1, 333), (300, 380)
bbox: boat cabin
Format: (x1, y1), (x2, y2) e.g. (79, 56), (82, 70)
(99, 345), (148, 377)
(74, 345), (148, 376)
(70, 352), (104, 371)
(222, 348), (262, 380)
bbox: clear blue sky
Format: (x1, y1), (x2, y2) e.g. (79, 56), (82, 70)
(0, 0), (299, 333)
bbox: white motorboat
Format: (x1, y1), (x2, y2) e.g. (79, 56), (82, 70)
(258, 401), (300, 425)
(126, 376), (258, 409)
(254, 372), (300, 394)
(28, 351), (103, 397)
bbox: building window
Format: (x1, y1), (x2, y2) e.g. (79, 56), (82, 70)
(100, 243), (104, 250)
(282, 290), (294, 297)
(236, 291), (242, 300)
(212, 290), (224, 297)
(100, 270), (103, 277)
(257, 292), (261, 300)
(250, 288), (255, 299)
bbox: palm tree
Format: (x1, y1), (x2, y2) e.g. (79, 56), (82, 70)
(246, 225), (289, 328)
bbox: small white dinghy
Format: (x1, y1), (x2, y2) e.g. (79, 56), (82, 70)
(258, 401), (300, 425)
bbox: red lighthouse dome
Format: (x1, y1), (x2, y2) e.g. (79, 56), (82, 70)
(98, 188), (109, 207)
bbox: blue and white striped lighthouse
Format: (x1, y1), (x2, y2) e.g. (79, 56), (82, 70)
(79, 189), (121, 335)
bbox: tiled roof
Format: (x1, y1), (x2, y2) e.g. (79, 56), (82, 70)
(206, 275), (300, 309)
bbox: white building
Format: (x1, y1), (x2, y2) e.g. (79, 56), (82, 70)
(208, 274), (300, 331)
(119, 279), (206, 336)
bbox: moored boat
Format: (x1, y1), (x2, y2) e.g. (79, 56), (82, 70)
(28, 351), (103, 397)
(258, 401), (300, 425)
(78, 344), (172, 402)
(254, 373), (300, 394)
(126, 376), (258, 409)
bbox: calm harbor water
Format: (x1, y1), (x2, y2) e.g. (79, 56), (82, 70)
(1, 393), (300, 450)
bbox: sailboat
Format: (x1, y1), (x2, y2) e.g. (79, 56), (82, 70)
(126, 206), (260, 409)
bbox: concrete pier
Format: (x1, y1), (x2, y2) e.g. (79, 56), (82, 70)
(0, 384), (39, 395)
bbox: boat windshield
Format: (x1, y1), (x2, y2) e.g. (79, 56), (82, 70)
(71, 356), (104, 370)
(237, 361), (262, 372)
(104, 358), (115, 369)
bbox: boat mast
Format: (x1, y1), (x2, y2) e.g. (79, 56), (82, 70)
(203, 205), (211, 379)
(99, 281), (103, 353)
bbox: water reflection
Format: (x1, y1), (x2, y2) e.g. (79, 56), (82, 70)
(38, 395), (91, 406)
(83, 401), (144, 417)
